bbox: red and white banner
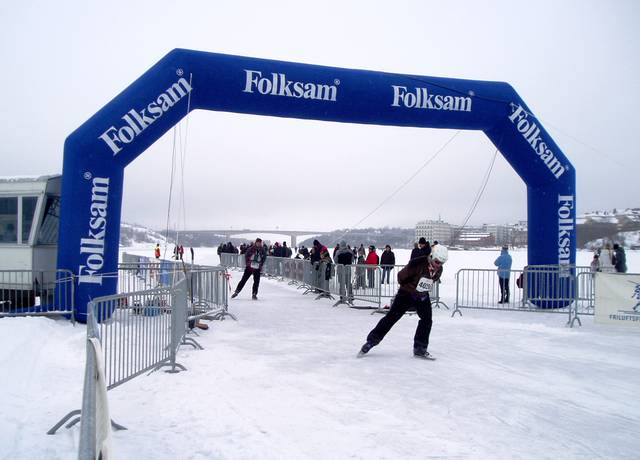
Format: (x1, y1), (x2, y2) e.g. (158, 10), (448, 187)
(595, 273), (640, 328)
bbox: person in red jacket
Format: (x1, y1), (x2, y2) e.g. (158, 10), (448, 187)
(365, 245), (379, 288)
(154, 243), (161, 259)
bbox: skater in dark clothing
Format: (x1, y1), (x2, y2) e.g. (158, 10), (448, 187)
(231, 238), (267, 300)
(359, 245), (448, 359)
(410, 237), (431, 260)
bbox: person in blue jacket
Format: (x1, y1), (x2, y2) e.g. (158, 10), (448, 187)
(494, 245), (512, 303)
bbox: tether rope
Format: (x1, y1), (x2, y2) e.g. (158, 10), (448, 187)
(328, 130), (461, 246)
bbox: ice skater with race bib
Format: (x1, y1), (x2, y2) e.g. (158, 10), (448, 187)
(358, 245), (448, 360)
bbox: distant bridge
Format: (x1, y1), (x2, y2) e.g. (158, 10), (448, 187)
(184, 229), (326, 247)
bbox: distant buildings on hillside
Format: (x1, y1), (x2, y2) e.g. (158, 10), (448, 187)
(415, 219), (528, 247)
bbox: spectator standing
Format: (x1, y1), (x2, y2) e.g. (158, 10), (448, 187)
(154, 243), (161, 259)
(494, 245), (513, 304)
(411, 238), (431, 260)
(283, 241), (292, 258)
(380, 245), (396, 284)
(589, 252), (600, 273)
(319, 245), (333, 293)
(231, 238), (267, 300)
(311, 240), (328, 291)
(365, 245), (380, 288)
(190, 247), (194, 264)
(612, 243), (627, 273)
(599, 244), (615, 273)
(590, 253), (600, 273)
(356, 252), (366, 289)
(335, 240), (354, 304)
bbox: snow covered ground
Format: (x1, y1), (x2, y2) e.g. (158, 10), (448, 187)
(1, 248), (639, 459)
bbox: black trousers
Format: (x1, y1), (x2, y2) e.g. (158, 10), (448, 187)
(499, 277), (509, 302)
(381, 267), (392, 284)
(236, 267), (261, 295)
(367, 290), (433, 350)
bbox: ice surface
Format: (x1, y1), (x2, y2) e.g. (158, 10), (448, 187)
(1, 248), (639, 459)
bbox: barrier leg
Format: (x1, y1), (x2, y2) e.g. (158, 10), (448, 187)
(47, 409), (81, 435)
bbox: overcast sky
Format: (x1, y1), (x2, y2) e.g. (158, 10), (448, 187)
(1, 0), (638, 234)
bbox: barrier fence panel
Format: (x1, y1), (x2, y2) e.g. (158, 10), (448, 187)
(575, 271), (595, 316)
(345, 264), (382, 309)
(187, 267), (234, 321)
(331, 264), (354, 306)
(91, 284), (176, 390)
(219, 253), (244, 270)
(118, 254), (187, 292)
(453, 265), (593, 326)
(454, 268), (526, 314)
(0, 269), (74, 321)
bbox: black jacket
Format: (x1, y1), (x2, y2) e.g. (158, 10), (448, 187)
(336, 249), (354, 265)
(380, 250), (395, 266)
(410, 246), (431, 260)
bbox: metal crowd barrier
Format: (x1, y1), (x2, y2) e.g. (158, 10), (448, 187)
(118, 262), (183, 292)
(49, 277), (191, 445)
(120, 252), (189, 291)
(92, 283), (181, 390)
(0, 269), (75, 321)
(330, 263), (382, 309)
(222, 255), (453, 311)
(219, 252), (244, 270)
(259, 257), (383, 309)
(371, 264), (448, 314)
(452, 265), (595, 326)
(187, 267), (234, 321)
(575, 271), (595, 317)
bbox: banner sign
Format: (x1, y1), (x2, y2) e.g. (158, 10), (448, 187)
(57, 49), (576, 322)
(595, 273), (640, 327)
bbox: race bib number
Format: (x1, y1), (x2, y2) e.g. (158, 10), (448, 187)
(416, 277), (433, 293)
(251, 262), (260, 269)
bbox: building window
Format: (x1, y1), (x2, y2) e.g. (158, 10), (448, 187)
(0, 197), (18, 243)
(22, 196), (38, 244)
(37, 196), (60, 245)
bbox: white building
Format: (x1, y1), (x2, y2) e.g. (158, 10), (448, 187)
(483, 224), (510, 246)
(0, 175), (61, 273)
(415, 219), (452, 244)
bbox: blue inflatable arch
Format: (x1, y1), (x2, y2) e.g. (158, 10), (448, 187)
(58, 49), (576, 321)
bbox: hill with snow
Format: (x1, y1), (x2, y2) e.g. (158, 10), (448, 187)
(577, 208), (640, 249)
(119, 222), (167, 247)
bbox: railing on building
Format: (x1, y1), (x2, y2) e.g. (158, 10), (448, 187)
(0, 269), (75, 322)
